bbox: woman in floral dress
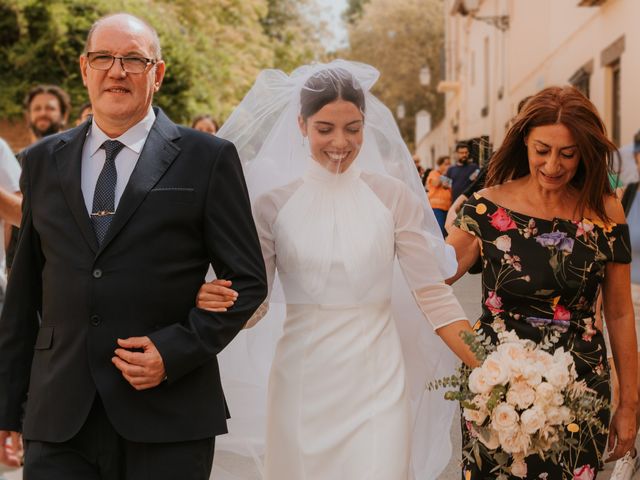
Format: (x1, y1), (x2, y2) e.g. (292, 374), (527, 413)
(447, 86), (638, 479)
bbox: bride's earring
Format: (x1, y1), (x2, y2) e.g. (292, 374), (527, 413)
(302, 136), (307, 147)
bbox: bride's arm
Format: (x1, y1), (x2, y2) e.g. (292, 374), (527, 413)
(392, 183), (478, 367)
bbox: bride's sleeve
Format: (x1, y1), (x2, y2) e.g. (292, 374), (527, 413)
(243, 196), (277, 328)
(393, 183), (468, 331)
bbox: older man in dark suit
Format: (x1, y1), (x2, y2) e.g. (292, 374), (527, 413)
(0, 13), (267, 480)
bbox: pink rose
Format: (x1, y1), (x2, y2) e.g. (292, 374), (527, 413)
(488, 207), (517, 231)
(573, 464), (595, 480)
(485, 291), (504, 314)
(553, 305), (571, 321)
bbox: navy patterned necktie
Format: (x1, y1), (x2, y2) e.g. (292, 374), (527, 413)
(91, 140), (125, 245)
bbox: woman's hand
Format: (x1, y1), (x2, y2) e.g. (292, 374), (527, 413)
(196, 279), (238, 312)
(606, 403), (637, 462)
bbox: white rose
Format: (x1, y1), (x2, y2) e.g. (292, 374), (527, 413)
(495, 235), (512, 252)
(551, 392), (565, 406)
(535, 350), (554, 370)
(468, 367), (493, 394)
(545, 364), (570, 389)
(545, 406), (572, 425)
(492, 402), (519, 433)
(511, 456), (528, 478)
(482, 353), (511, 386)
(506, 381), (536, 410)
(520, 363), (543, 387)
(498, 428), (531, 454)
(496, 342), (528, 363)
(520, 406), (546, 434)
(478, 427), (500, 450)
(535, 382), (556, 405)
(463, 406), (488, 424)
(558, 406), (572, 423)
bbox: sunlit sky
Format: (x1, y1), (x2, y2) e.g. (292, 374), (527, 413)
(316, 0), (349, 51)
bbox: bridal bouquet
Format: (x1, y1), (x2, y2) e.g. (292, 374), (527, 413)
(430, 329), (608, 479)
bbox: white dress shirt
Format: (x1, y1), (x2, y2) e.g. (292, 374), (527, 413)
(81, 108), (156, 215)
(0, 138), (20, 292)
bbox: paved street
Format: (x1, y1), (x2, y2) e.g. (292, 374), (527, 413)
(1, 273), (637, 479)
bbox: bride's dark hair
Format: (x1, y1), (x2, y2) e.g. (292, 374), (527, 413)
(300, 68), (366, 121)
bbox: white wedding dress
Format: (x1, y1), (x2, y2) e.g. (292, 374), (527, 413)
(238, 161), (467, 479)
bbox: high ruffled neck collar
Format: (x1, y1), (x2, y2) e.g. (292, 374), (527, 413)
(304, 157), (361, 184)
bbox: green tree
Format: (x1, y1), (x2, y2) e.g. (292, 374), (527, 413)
(343, 0), (369, 24)
(0, 0), (323, 124)
(345, 0), (444, 149)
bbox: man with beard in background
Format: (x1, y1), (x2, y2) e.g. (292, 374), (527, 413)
(24, 84), (71, 144)
(4, 85), (73, 271)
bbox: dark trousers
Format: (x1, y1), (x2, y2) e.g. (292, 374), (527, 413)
(432, 208), (448, 237)
(23, 396), (215, 480)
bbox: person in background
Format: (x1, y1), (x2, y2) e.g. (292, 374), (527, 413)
(604, 129), (640, 480)
(427, 155), (452, 235)
(445, 97), (532, 232)
(413, 153), (425, 179)
(23, 84), (70, 144)
(0, 137), (20, 480)
(76, 101), (93, 125)
(6, 85), (72, 271)
(192, 114), (219, 135)
(445, 141), (479, 203)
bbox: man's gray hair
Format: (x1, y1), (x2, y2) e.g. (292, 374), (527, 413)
(83, 13), (162, 59)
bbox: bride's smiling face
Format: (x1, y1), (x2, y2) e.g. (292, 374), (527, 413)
(299, 99), (364, 174)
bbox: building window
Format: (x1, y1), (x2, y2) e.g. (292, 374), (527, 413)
(569, 62), (592, 99)
(483, 37), (489, 117)
(470, 51), (475, 86)
(601, 36), (624, 147)
(611, 59), (621, 147)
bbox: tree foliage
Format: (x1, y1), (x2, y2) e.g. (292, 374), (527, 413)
(343, 0), (369, 25)
(345, 0), (444, 149)
(0, 0), (323, 124)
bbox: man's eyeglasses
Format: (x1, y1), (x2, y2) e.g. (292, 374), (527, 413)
(86, 52), (157, 74)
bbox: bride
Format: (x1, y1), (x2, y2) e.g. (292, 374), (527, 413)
(199, 60), (476, 479)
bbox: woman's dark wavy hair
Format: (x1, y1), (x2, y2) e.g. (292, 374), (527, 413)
(486, 86), (617, 222)
(300, 68), (365, 120)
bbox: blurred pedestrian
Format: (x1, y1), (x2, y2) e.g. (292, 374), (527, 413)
(604, 129), (640, 480)
(445, 141), (479, 203)
(0, 137), (21, 478)
(427, 155), (452, 235)
(445, 97), (531, 232)
(413, 153), (425, 179)
(76, 101), (93, 125)
(23, 84), (70, 144)
(192, 114), (218, 135)
(6, 86), (72, 270)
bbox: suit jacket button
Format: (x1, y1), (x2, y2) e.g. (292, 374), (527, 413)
(92, 269), (103, 279)
(90, 315), (101, 326)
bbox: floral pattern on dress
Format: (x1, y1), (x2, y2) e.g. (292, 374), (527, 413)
(455, 193), (631, 480)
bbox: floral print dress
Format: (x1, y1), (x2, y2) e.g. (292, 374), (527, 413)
(455, 194), (631, 480)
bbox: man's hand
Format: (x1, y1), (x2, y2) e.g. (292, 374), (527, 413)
(0, 430), (23, 467)
(112, 336), (166, 390)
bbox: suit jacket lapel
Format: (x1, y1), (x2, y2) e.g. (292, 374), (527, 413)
(54, 122), (99, 253)
(97, 109), (181, 255)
